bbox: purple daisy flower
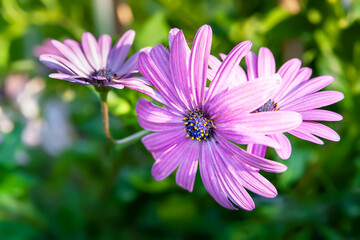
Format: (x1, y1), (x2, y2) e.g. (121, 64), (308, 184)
(37, 31), (158, 98)
(208, 47), (344, 159)
(135, 25), (302, 210)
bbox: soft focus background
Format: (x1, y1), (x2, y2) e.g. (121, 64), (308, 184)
(0, 0), (359, 239)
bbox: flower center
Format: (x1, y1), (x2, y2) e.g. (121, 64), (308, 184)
(184, 109), (214, 142)
(254, 99), (279, 113)
(90, 69), (118, 85)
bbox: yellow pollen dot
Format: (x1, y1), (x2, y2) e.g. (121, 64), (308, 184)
(206, 133), (208, 136)
(184, 122), (187, 125)
(196, 121), (198, 123)
(191, 137), (194, 140)
(194, 127), (197, 130)
(196, 138), (199, 140)
(201, 134), (204, 136)
(190, 123), (193, 126)
(201, 130), (203, 132)
(183, 118), (186, 120)
(204, 137), (207, 140)
(186, 134), (189, 137)
(190, 117), (193, 119)
(199, 139), (202, 142)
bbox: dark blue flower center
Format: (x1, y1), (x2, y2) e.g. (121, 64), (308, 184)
(254, 99), (279, 113)
(184, 109), (214, 142)
(91, 69), (118, 83)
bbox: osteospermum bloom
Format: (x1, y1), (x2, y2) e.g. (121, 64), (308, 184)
(135, 25), (302, 210)
(37, 31), (156, 96)
(208, 48), (344, 159)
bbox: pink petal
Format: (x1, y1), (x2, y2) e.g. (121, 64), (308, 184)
(206, 41), (252, 102)
(50, 40), (92, 74)
(142, 129), (186, 152)
(176, 141), (200, 192)
(34, 39), (64, 57)
(271, 133), (292, 160)
(279, 75), (334, 107)
(48, 73), (90, 85)
(116, 78), (165, 104)
(219, 53), (248, 85)
(300, 121), (340, 141)
(281, 91), (344, 112)
(274, 58), (302, 101)
(246, 144), (267, 158)
(288, 126), (324, 144)
(39, 54), (88, 77)
(199, 143), (237, 210)
(275, 67), (312, 103)
(245, 51), (258, 81)
(151, 138), (191, 181)
(189, 25), (212, 108)
(135, 98), (183, 131)
(108, 30), (135, 73)
(300, 109), (343, 121)
(206, 74), (282, 119)
(117, 47), (151, 75)
(81, 32), (101, 70)
(258, 47), (276, 77)
(222, 139), (287, 173)
(233, 111), (302, 134)
(138, 52), (185, 112)
(97, 34), (112, 69)
(63, 39), (94, 73)
(168, 28), (180, 50)
(169, 30), (193, 109)
(209, 140), (255, 210)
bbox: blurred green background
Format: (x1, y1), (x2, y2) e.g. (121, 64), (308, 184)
(0, 0), (359, 239)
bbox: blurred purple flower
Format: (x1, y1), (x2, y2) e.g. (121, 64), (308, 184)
(37, 31), (157, 97)
(136, 25), (302, 210)
(208, 47), (344, 160)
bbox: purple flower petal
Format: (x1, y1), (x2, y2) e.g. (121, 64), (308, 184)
(300, 121), (340, 141)
(271, 133), (292, 160)
(199, 143), (237, 210)
(278, 75), (334, 107)
(168, 28), (180, 50)
(189, 25), (212, 108)
(274, 58), (302, 100)
(151, 138), (191, 181)
(219, 53), (248, 83)
(176, 141), (200, 192)
(275, 67), (312, 103)
(233, 111), (302, 134)
(108, 30), (135, 73)
(39, 54), (88, 77)
(281, 91), (344, 112)
(206, 41), (252, 102)
(81, 32), (101, 70)
(97, 34), (112, 69)
(300, 109), (343, 121)
(206, 74), (282, 119)
(246, 144), (267, 158)
(258, 47), (276, 77)
(138, 52), (186, 112)
(50, 39), (93, 74)
(222, 139), (287, 173)
(245, 51), (258, 81)
(136, 98), (184, 131)
(142, 129), (186, 152)
(288, 126), (324, 144)
(216, 127), (281, 149)
(63, 39), (94, 73)
(117, 47), (151, 76)
(209, 140), (255, 210)
(49, 73), (90, 85)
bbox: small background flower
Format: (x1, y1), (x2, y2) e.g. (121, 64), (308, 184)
(0, 0), (357, 239)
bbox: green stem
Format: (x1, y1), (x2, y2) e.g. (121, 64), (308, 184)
(97, 86), (149, 144)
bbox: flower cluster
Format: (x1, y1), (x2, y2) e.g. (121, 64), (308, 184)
(37, 25), (343, 211)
